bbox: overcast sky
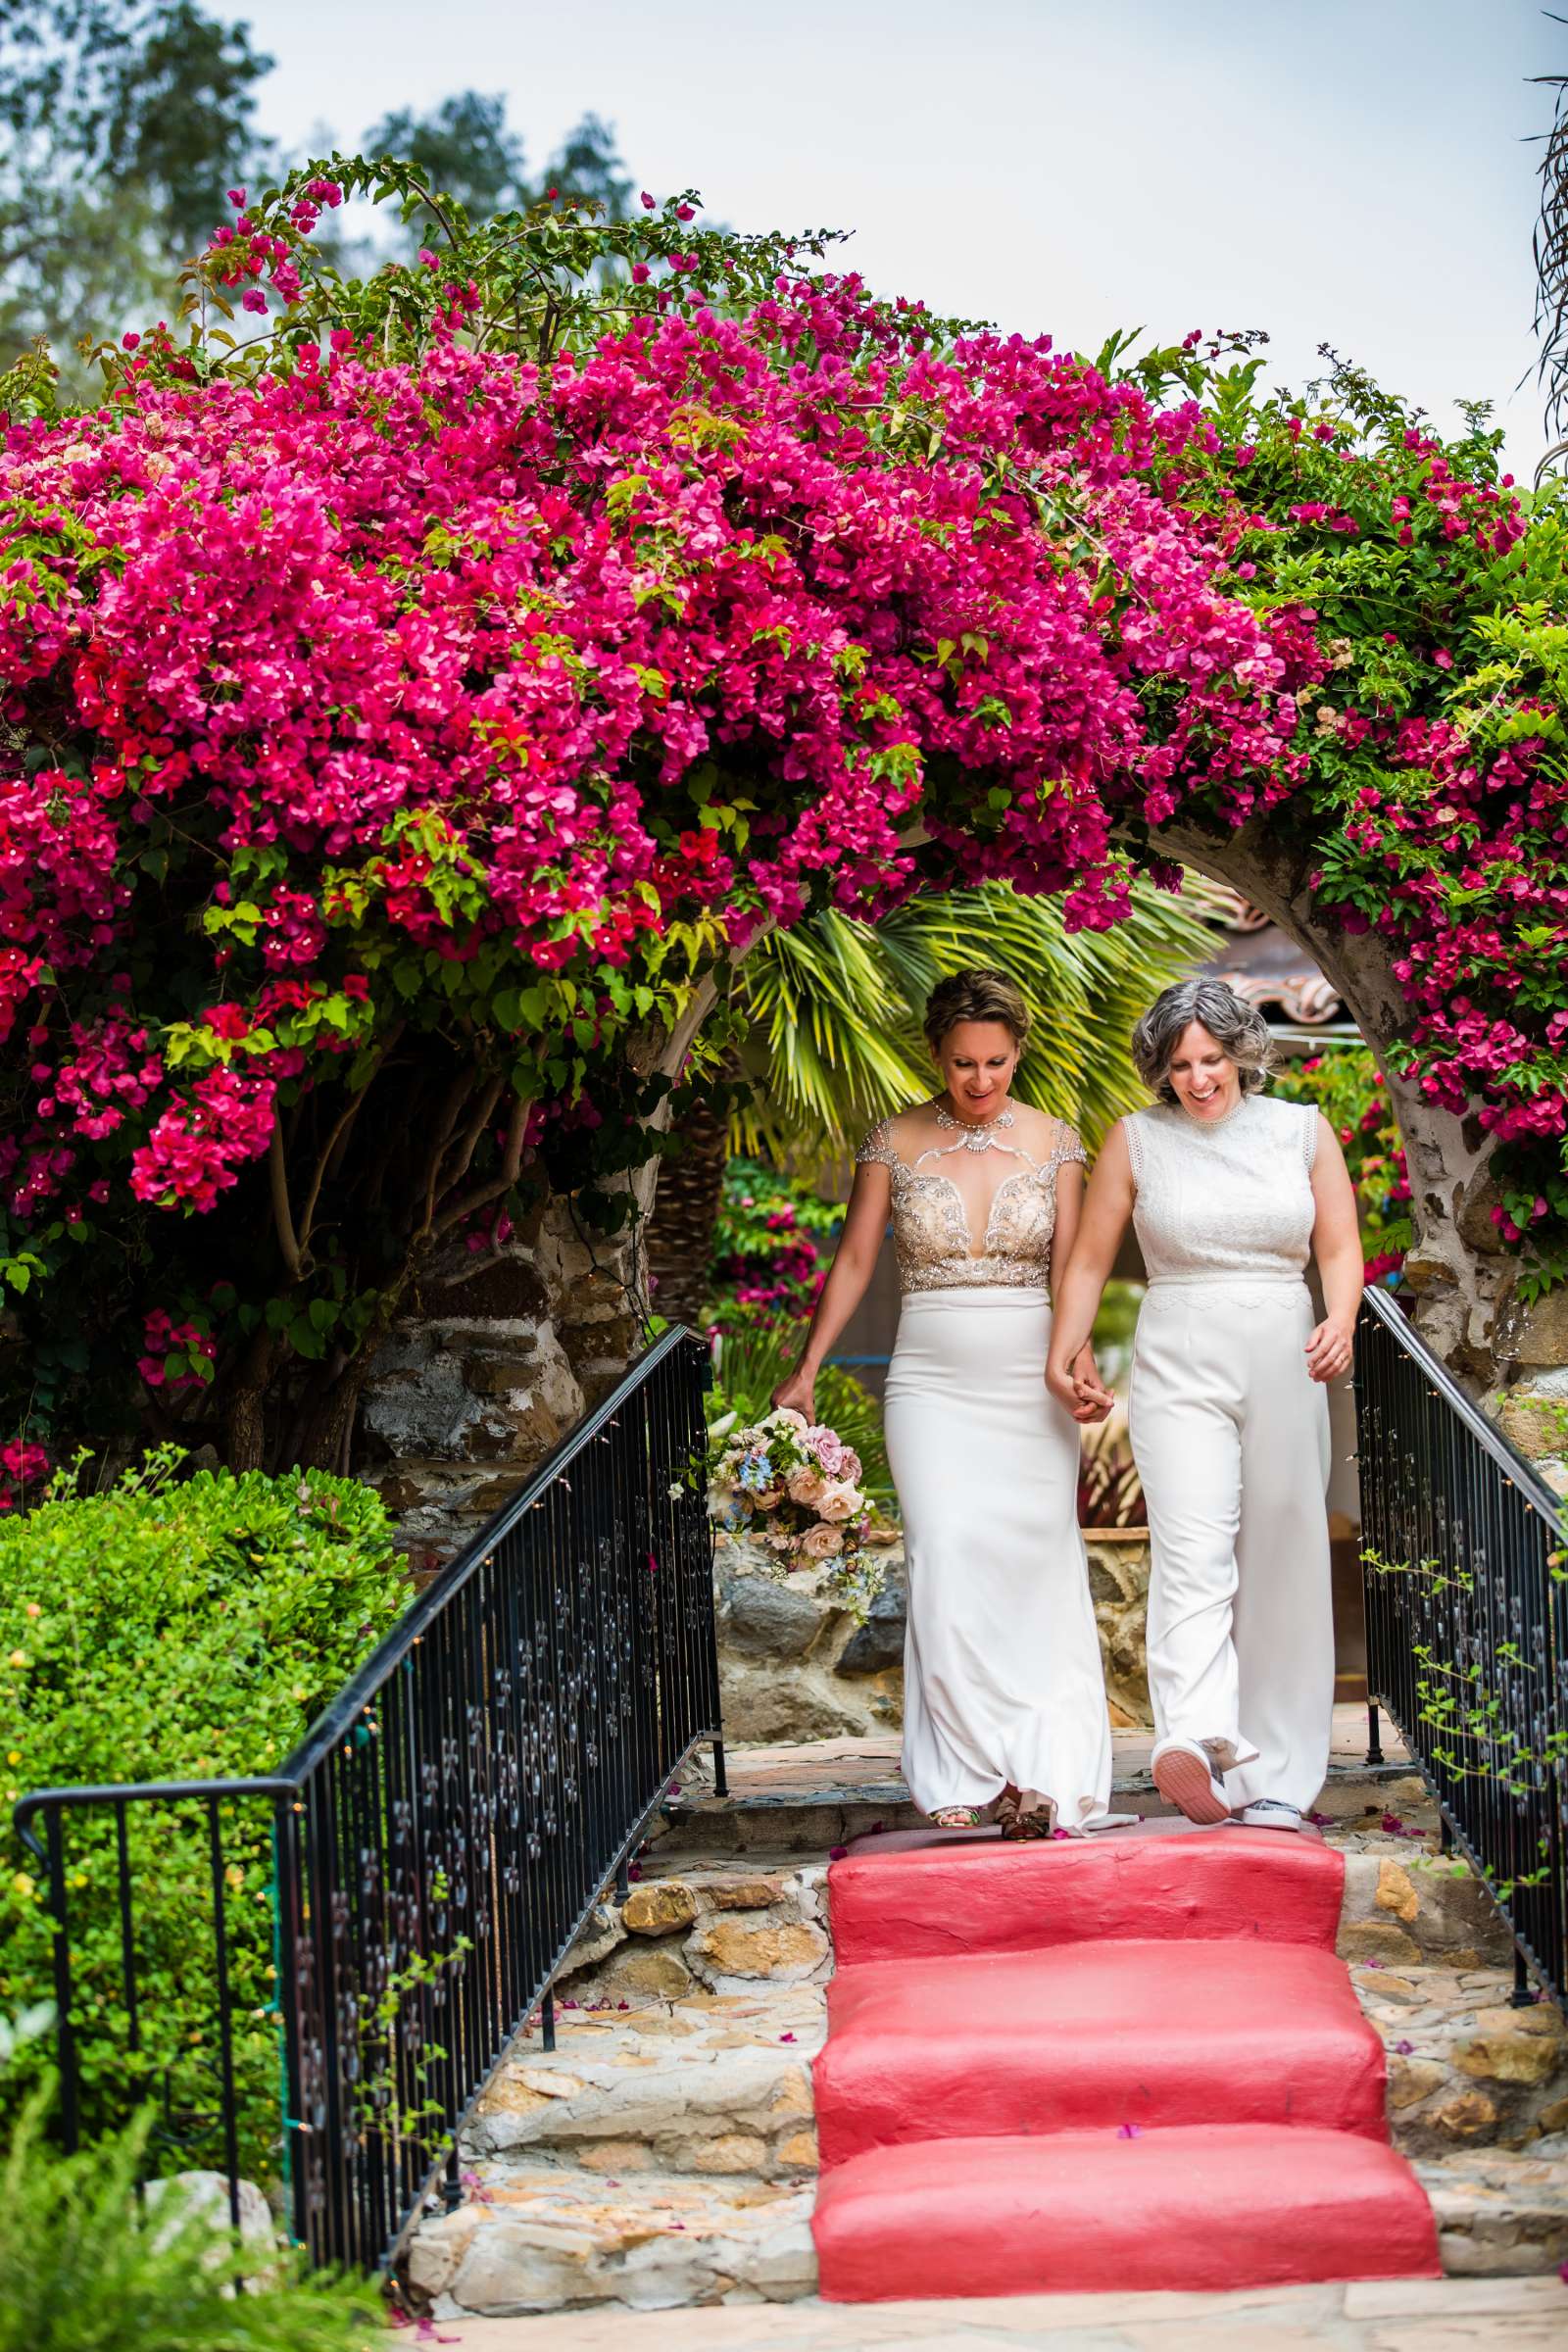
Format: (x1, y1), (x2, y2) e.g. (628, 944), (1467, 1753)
(220, 0), (1560, 477)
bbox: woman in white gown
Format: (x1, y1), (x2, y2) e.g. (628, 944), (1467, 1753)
(772, 969), (1117, 1837)
(1047, 979), (1363, 1832)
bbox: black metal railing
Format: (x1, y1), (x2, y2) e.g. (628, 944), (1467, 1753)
(12, 1324), (723, 2273)
(1356, 1286), (1566, 2011)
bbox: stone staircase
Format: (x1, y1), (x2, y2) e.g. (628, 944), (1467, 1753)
(402, 1726), (1568, 2319)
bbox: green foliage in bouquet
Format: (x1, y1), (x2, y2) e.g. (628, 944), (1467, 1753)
(0, 1452), (409, 2171)
(1271, 1048), (1412, 1283)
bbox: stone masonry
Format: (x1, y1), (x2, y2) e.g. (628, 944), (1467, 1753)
(713, 1529), (1152, 1745)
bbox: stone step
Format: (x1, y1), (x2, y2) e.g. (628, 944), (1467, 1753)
(826, 1820), (1346, 1965)
(404, 1950), (1568, 2319)
(816, 1939), (1389, 2165)
(1417, 2139), (1568, 2276)
(465, 1985), (826, 2180)
(407, 2164), (815, 2315)
(1351, 1960), (1568, 2159)
(401, 1738), (1563, 2321)
(655, 1740), (1427, 1863)
(812, 2127), (1440, 2302)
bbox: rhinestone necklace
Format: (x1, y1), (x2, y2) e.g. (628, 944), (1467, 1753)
(935, 1102), (1017, 1153)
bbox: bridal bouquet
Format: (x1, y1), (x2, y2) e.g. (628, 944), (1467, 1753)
(707, 1406), (881, 1602)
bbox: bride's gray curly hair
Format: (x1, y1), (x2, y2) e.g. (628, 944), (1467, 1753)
(1131, 977), (1275, 1104)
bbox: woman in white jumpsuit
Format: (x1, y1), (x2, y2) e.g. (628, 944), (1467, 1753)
(1048, 979), (1363, 1831)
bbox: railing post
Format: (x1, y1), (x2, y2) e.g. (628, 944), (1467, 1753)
(1365, 1700), (1385, 1768)
(42, 1808), (80, 2153)
(1512, 1950), (1536, 2009)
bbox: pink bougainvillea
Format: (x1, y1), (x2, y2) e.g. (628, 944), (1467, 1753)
(0, 167), (1561, 1456)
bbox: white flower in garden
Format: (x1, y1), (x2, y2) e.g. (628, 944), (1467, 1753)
(709, 1411), (738, 1441)
(771, 1407), (808, 1430)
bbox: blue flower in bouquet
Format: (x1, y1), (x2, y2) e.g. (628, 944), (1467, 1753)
(739, 1452), (774, 1492)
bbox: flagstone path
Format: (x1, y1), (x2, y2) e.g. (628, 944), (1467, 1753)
(435, 2272), (1565, 2348)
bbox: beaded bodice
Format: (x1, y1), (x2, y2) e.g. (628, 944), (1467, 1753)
(1124, 1095), (1319, 1285)
(856, 1109), (1087, 1296)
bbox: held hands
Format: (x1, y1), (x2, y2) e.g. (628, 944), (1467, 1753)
(1305, 1317), (1354, 1385)
(1047, 1347), (1115, 1425)
(770, 1363), (816, 1421)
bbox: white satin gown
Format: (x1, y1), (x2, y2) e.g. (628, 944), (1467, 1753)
(856, 1110), (1115, 1827)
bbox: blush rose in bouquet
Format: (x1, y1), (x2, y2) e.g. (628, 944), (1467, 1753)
(707, 1406), (884, 1608)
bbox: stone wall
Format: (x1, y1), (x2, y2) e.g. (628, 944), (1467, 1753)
(713, 1528), (1153, 1743)
(1493, 1288), (1568, 1497)
(357, 1199), (642, 1569)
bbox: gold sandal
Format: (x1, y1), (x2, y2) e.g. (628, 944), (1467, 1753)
(997, 1785), (1057, 1840)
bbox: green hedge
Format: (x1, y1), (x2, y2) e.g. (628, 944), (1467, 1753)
(0, 1453), (410, 2177)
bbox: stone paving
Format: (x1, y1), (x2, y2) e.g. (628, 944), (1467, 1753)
(433, 2274), (1568, 2349)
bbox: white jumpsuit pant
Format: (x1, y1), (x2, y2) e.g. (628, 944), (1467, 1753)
(1130, 1277), (1334, 1811)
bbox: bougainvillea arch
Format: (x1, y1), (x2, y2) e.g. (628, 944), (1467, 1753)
(0, 164), (1562, 1489)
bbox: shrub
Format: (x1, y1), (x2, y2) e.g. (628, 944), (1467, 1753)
(0, 1452), (409, 2174)
(706, 1158), (841, 1328)
(1271, 1048), (1412, 1283)
(0, 2081), (379, 2352)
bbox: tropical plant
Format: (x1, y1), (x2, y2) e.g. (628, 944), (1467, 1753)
(645, 875), (1221, 1319)
(0, 1451), (409, 2166)
(1076, 1413), (1148, 1532)
(1272, 1045), (1412, 1283)
(0, 2083), (379, 2352)
(734, 876), (1225, 1169)
(1534, 33), (1568, 463)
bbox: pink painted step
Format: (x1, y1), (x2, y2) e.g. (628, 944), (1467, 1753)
(827, 1824), (1346, 1967)
(814, 1937), (1388, 2165)
(813, 2126), (1442, 2302)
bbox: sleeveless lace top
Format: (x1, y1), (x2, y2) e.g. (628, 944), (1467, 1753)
(855, 1111), (1087, 1296)
(1124, 1095), (1319, 1286)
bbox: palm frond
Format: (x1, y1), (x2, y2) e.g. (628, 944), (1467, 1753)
(1535, 43), (1568, 444)
(732, 874), (1223, 1168)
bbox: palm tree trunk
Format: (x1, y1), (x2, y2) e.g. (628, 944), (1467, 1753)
(644, 1054), (739, 1330)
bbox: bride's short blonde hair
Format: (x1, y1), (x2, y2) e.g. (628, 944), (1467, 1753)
(923, 968), (1030, 1054)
